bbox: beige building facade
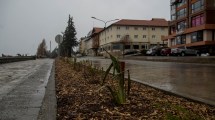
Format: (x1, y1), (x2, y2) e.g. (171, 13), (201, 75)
(98, 19), (168, 56)
(79, 37), (87, 55)
(79, 27), (103, 56)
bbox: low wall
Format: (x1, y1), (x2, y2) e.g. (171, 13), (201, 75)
(0, 56), (36, 64)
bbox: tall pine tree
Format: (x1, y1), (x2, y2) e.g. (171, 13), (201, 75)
(61, 15), (78, 57)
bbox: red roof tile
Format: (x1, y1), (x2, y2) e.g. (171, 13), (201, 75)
(93, 27), (103, 34)
(113, 18), (168, 27)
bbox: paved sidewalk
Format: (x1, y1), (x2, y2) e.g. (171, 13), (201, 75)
(38, 63), (56, 120)
(0, 59), (53, 120)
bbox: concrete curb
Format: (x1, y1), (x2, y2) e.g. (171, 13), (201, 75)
(130, 77), (215, 107)
(38, 62), (57, 120)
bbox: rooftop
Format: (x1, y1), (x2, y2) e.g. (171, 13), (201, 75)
(93, 27), (103, 34)
(113, 18), (168, 27)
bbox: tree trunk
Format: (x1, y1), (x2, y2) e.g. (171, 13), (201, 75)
(68, 47), (71, 57)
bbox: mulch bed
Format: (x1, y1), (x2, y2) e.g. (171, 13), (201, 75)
(56, 58), (215, 120)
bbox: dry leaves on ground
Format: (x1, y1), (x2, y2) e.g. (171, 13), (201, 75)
(56, 58), (215, 120)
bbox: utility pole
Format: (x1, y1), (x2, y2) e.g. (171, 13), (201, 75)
(50, 41), (51, 52)
(55, 34), (63, 58)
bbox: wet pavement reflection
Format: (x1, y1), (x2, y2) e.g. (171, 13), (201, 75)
(0, 59), (53, 119)
(78, 57), (215, 106)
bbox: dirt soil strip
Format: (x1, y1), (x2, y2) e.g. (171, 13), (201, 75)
(56, 59), (215, 120)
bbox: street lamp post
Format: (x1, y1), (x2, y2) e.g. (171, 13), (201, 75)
(91, 17), (119, 45)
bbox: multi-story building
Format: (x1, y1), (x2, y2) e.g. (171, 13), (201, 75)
(163, 0), (215, 55)
(83, 27), (103, 56)
(98, 18), (168, 56)
(79, 37), (87, 55)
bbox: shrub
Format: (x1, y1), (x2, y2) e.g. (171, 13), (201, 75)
(101, 49), (131, 105)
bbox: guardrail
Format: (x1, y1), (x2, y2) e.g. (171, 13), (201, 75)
(0, 56), (36, 64)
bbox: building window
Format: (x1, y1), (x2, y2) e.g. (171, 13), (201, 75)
(171, 38), (176, 46)
(113, 44), (120, 50)
(126, 35), (130, 38)
(171, 14), (176, 20)
(117, 35), (121, 38)
(171, 5), (176, 20)
(134, 35), (138, 38)
(152, 35), (156, 39)
(171, 0), (176, 5)
(192, 0), (204, 13)
(143, 27), (146, 30)
(117, 26), (120, 30)
(177, 8), (186, 19)
(141, 45), (146, 49)
(125, 45), (131, 49)
(177, 0), (186, 7)
(152, 28), (155, 31)
(176, 35), (186, 45)
(111, 35), (113, 38)
(133, 45), (139, 49)
(143, 35), (147, 38)
(170, 25), (176, 34)
(126, 26), (129, 30)
(192, 14), (204, 27)
(191, 31), (203, 42)
(177, 21), (186, 32)
(134, 27), (138, 30)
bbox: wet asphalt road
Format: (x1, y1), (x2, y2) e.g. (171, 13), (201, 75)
(78, 56), (215, 106)
(0, 59), (53, 120)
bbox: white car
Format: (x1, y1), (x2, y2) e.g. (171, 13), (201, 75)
(146, 49), (153, 55)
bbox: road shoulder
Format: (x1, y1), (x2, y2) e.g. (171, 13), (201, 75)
(38, 62), (56, 120)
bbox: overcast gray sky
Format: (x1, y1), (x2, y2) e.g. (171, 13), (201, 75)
(0, 0), (170, 56)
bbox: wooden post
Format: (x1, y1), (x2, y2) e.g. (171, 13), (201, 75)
(120, 61), (125, 79)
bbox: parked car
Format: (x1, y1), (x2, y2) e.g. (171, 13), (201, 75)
(146, 46), (156, 56)
(140, 49), (147, 55)
(146, 46), (163, 56)
(146, 48), (153, 56)
(171, 46), (200, 56)
(123, 49), (138, 55)
(160, 47), (171, 56)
